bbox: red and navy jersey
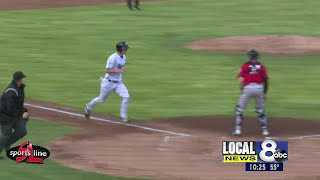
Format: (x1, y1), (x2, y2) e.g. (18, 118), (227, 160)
(238, 61), (269, 86)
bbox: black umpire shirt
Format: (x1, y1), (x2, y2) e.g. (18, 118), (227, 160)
(0, 80), (26, 118)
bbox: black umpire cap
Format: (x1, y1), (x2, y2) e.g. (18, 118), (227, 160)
(13, 71), (27, 81)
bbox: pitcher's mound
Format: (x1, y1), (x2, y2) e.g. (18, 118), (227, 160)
(187, 35), (320, 55)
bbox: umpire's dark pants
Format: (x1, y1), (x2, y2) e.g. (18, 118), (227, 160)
(127, 0), (140, 9)
(0, 114), (27, 153)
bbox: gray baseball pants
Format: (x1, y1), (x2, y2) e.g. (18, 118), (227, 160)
(234, 83), (268, 131)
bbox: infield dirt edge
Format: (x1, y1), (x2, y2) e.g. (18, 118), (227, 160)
(187, 35), (320, 55)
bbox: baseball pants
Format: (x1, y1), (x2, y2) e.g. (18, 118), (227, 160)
(87, 78), (130, 119)
(127, 0), (140, 9)
(234, 83), (268, 130)
(0, 114), (27, 153)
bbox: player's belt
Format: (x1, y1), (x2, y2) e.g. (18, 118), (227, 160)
(246, 83), (263, 87)
(107, 78), (119, 83)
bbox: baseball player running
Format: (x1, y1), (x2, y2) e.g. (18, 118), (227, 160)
(85, 41), (130, 123)
(233, 49), (270, 136)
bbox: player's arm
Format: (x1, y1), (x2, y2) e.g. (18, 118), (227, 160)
(264, 79), (269, 94)
(239, 77), (244, 89)
(261, 66), (269, 94)
(5, 90), (19, 117)
(106, 68), (125, 73)
(238, 65), (246, 90)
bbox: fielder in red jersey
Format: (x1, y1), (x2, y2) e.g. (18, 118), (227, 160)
(233, 49), (270, 136)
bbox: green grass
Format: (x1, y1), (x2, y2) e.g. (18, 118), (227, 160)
(0, 119), (142, 180)
(0, 0), (320, 120)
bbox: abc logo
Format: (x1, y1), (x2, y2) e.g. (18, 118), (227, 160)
(259, 140), (288, 163)
(273, 149), (288, 163)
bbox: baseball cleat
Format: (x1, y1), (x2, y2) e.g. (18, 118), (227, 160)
(84, 106), (91, 119)
(121, 118), (131, 124)
(262, 129), (270, 136)
(232, 129), (241, 136)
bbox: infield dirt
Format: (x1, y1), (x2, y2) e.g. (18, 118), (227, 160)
(187, 35), (320, 55)
(27, 100), (320, 180)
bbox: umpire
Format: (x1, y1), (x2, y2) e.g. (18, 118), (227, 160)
(0, 71), (29, 158)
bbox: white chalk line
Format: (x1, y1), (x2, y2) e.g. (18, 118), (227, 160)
(267, 134), (320, 140)
(288, 134), (320, 140)
(158, 136), (171, 151)
(25, 103), (320, 140)
(264, 136), (279, 140)
(291, 134), (320, 138)
(222, 134), (320, 141)
(25, 103), (191, 137)
(157, 135), (188, 151)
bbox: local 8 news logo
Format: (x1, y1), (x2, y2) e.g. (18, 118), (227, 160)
(222, 140), (288, 163)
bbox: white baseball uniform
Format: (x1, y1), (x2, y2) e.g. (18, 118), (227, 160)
(86, 52), (130, 119)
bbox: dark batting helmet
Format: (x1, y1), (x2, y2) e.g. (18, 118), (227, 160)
(247, 49), (259, 60)
(116, 41), (129, 52)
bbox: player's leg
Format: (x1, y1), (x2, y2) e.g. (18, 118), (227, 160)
(115, 83), (130, 123)
(0, 116), (14, 156)
(85, 79), (115, 118)
(233, 86), (252, 135)
(134, 0), (141, 10)
(6, 118), (27, 148)
(255, 86), (269, 136)
(127, 0), (133, 10)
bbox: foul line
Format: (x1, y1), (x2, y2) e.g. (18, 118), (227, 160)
(288, 134), (320, 140)
(267, 134), (320, 140)
(25, 103), (191, 137)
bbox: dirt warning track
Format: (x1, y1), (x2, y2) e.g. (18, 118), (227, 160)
(0, 0), (162, 11)
(26, 101), (320, 180)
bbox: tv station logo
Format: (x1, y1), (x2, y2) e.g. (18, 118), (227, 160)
(222, 141), (257, 162)
(7, 141), (50, 164)
(256, 140), (288, 163)
(222, 140), (288, 163)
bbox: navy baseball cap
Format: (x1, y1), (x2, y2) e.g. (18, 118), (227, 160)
(13, 71), (27, 81)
